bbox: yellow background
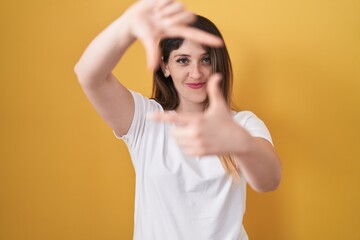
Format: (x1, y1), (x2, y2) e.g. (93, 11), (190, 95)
(1, 0), (359, 239)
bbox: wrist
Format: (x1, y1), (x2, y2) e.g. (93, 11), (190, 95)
(117, 9), (137, 41)
(122, 1), (150, 40)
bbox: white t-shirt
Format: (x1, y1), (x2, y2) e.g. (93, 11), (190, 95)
(114, 91), (273, 240)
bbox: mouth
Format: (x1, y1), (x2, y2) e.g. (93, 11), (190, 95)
(185, 82), (206, 89)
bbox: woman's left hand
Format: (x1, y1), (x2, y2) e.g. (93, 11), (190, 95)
(149, 74), (252, 156)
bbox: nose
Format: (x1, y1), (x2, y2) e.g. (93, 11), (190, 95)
(189, 63), (202, 80)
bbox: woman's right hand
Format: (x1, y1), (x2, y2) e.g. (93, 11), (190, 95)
(74, 0), (224, 138)
(124, 0), (223, 70)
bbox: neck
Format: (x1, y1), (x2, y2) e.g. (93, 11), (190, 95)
(175, 102), (206, 114)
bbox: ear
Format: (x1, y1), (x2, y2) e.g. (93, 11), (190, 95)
(161, 57), (170, 78)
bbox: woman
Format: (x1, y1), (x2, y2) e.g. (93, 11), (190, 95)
(75, 0), (282, 239)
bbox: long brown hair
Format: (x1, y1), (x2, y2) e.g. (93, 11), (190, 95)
(152, 15), (240, 180)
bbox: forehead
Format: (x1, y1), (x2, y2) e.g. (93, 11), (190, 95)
(170, 39), (208, 57)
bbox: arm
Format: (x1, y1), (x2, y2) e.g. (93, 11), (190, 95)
(74, 11), (135, 137)
(230, 129), (282, 192)
(74, 0), (223, 137)
(149, 74), (282, 192)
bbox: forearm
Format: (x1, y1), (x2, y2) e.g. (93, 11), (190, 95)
(74, 10), (135, 87)
(231, 125), (282, 192)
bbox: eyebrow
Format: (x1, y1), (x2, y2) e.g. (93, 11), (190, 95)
(173, 52), (209, 58)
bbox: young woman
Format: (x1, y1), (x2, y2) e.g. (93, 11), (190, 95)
(75, 0), (282, 239)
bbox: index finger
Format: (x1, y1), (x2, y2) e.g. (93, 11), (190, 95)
(148, 111), (193, 126)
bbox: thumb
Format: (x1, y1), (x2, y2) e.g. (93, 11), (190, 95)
(207, 73), (225, 107)
(143, 38), (161, 71)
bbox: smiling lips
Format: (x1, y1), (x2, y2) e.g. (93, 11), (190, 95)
(185, 82), (206, 89)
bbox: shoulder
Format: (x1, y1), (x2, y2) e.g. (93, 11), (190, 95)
(114, 90), (164, 144)
(232, 110), (274, 146)
(232, 110), (261, 126)
(129, 90), (164, 112)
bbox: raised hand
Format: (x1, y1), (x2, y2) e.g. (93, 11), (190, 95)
(149, 74), (252, 157)
(125, 0), (223, 70)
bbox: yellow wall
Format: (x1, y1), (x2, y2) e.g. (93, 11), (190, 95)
(1, 0), (359, 239)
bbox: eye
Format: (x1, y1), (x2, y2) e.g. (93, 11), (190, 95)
(176, 58), (189, 64)
(202, 57), (211, 64)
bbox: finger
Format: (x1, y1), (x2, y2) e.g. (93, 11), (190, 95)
(155, 1), (184, 18)
(183, 147), (208, 157)
(161, 11), (196, 28)
(172, 139), (204, 157)
(148, 111), (190, 125)
(166, 26), (223, 47)
(143, 38), (161, 70)
(206, 73), (226, 106)
(152, 0), (174, 14)
(143, 0), (171, 5)
(172, 125), (198, 139)
(155, 0), (173, 7)
(173, 137), (194, 148)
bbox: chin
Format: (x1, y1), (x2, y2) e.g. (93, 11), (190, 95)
(194, 97), (208, 106)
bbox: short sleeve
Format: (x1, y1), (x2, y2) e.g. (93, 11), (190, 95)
(233, 111), (274, 146)
(113, 90), (163, 151)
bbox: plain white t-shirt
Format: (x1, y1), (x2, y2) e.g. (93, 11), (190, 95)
(114, 91), (273, 240)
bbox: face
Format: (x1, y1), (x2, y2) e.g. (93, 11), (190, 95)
(163, 40), (213, 111)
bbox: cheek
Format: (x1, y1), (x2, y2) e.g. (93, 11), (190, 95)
(204, 66), (213, 76)
(170, 68), (188, 83)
